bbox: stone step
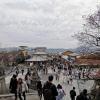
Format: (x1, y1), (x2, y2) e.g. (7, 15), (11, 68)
(0, 93), (39, 100)
(0, 95), (39, 100)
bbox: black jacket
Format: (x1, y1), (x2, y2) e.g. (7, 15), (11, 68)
(37, 82), (42, 90)
(43, 81), (58, 100)
(70, 90), (76, 98)
(9, 78), (18, 93)
(76, 93), (91, 100)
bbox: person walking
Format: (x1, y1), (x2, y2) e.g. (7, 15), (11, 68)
(27, 68), (31, 76)
(25, 74), (31, 89)
(78, 72), (81, 79)
(55, 72), (59, 81)
(70, 76), (73, 85)
(9, 74), (18, 100)
(17, 78), (28, 100)
(45, 67), (48, 75)
(70, 87), (76, 100)
(37, 81), (43, 100)
(21, 69), (24, 75)
(43, 75), (58, 100)
(76, 89), (91, 100)
(16, 70), (19, 76)
(56, 84), (65, 100)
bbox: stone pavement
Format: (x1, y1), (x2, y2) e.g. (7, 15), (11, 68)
(39, 69), (79, 100)
(39, 68), (94, 100)
(4, 67), (94, 100)
(0, 95), (39, 100)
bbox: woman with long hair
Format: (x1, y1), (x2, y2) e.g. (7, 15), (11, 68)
(17, 78), (28, 100)
(56, 84), (66, 100)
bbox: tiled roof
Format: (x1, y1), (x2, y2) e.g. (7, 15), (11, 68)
(75, 58), (100, 65)
(79, 52), (100, 59)
(68, 53), (79, 56)
(61, 51), (73, 56)
(25, 56), (48, 62)
(33, 52), (47, 55)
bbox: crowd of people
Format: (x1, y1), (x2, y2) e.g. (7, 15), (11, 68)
(8, 58), (94, 100)
(9, 68), (32, 100)
(37, 75), (91, 100)
(35, 58), (93, 100)
(37, 62), (93, 86)
(37, 59), (95, 81)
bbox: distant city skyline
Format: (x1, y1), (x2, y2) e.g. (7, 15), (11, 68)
(0, 0), (100, 48)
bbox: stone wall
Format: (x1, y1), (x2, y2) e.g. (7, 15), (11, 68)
(0, 77), (7, 94)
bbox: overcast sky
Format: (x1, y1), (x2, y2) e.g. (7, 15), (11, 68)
(0, 0), (100, 48)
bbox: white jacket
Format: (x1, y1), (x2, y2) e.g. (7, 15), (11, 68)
(18, 81), (28, 93)
(22, 81), (28, 92)
(56, 89), (65, 100)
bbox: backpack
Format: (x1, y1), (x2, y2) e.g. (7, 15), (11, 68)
(70, 90), (76, 97)
(43, 83), (53, 100)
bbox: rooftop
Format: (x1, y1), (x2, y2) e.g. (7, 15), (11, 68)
(75, 58), (100, 66)
(25, 56), (48, 62)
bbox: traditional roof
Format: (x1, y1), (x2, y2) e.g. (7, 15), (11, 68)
(19, 46), (28, 50)
(79, 52), (100, 59)
(62, 56), (68, 60)
(25, 56), (48, 62)
(34, 47), (47, 53)
(68, 53), (79, 57)
(61, 51), (73, 56)
(33, 52), (47, 55)
(75, 58), (100, 66)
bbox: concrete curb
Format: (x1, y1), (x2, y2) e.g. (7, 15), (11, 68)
(0, 92), (38, 98)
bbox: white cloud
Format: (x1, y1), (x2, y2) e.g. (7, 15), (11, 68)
(0, 0), (100, 48)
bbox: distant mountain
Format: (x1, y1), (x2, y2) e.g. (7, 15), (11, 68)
(0, 47), (78, 53)
(47, 48), (80, 54)
(73, 46), (100, 54)
(0, 46), (99, 54)
(47, 48), (67, 54)
(0, 47), (18, 52)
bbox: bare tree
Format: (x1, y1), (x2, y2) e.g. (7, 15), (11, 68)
(74, 7), (100, 100)
(76, 45), (92, 55)
(75, 7), (100, 47)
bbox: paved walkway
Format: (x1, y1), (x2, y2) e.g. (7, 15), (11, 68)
(39, 68), (94, 100)
(4, 68), (94, 100)
(39, 68), (80, 100)
(0, 95), (39, 100)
